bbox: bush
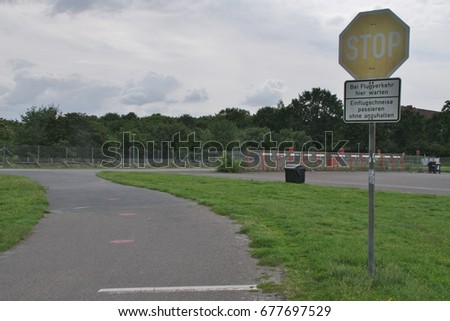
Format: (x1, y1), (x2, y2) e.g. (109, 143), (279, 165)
(216, 152), (243, 173)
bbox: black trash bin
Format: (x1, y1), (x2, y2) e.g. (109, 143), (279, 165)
(284, 164), (306, 183)
(427, 161), (437, 173)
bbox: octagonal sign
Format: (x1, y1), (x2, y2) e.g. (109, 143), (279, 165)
(339, 9), (410, 80)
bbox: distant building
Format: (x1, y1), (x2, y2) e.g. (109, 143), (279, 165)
(401, 105), (439, 119)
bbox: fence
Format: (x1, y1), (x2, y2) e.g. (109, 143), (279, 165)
(0, 145), (448, 171)
(242, 150), (445, 172)
(1, 145), (102, 167)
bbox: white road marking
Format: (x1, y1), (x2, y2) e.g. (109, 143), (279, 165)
(98, 284), (258, 294)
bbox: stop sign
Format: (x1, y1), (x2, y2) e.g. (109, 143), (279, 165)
(339, 9), (410, 79)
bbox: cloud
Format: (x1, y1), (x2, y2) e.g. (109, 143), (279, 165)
(120, 72), (181, 105)
(50, 0), (96, 13)
(7, 59), (35, 71)
(244, 79), (284, 107)
(0, 83), (9, 96)
(47, 0), (186, 15)
(48, 0), (128, 14)
(2, 62), (120, 114)
(1, 0), (449, 120)
(184, 88), (209, 103)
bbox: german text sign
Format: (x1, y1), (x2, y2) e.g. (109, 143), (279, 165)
(344, 78), (401, 123)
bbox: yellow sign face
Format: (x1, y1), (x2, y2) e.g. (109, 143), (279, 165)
(339, 9), (410, 80)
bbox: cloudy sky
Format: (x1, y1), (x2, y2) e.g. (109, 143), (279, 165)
(0, 0), (449, 120)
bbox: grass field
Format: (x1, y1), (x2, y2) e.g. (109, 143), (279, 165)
(0, 175), (48, 252)
(98, 171), (450, 301)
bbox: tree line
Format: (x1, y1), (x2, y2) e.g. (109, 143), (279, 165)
(1, 87), (449, 156)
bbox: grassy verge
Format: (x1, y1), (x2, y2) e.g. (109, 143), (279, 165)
(0, 175), (48, 251)
(97, 171), (450, 300)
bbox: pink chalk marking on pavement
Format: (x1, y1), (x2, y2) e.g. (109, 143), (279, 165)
(109, 239), (134, 244)
(119, 213), (138, 217)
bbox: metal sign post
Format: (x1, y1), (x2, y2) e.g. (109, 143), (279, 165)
(344, 78), (401, 277)
(339, 8), (409, 277)
(368, 122), (376, 276)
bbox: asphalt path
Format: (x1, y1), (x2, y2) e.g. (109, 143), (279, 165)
(0, 169), (280, 300)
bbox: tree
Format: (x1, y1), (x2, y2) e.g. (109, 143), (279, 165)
(387, 108), (426, 154)
(239, 127), (270, 143)
(433, 100), (450, 148)
(61, 113), (109, 147)
(140, 113), (180, 144)
(16, 105), (64, 146)
(442, 100), (450, 112)
(292, 88), (344, 141)
(0, 119), (14, 144)
(273, 129), (311, 150)
(122, 112), (138, 121)
(341, 123), (367, 153)
(207, 118), (240, 147)
(254, 106), (283, 131)
(179, 114), (196, 128)
(217, 108), (253, 129)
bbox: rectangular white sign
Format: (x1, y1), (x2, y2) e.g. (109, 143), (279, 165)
(344, 78), (401, 123)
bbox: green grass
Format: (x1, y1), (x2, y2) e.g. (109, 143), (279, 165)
(0, 175), (48, 251)
(97, 171), (450, 300)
